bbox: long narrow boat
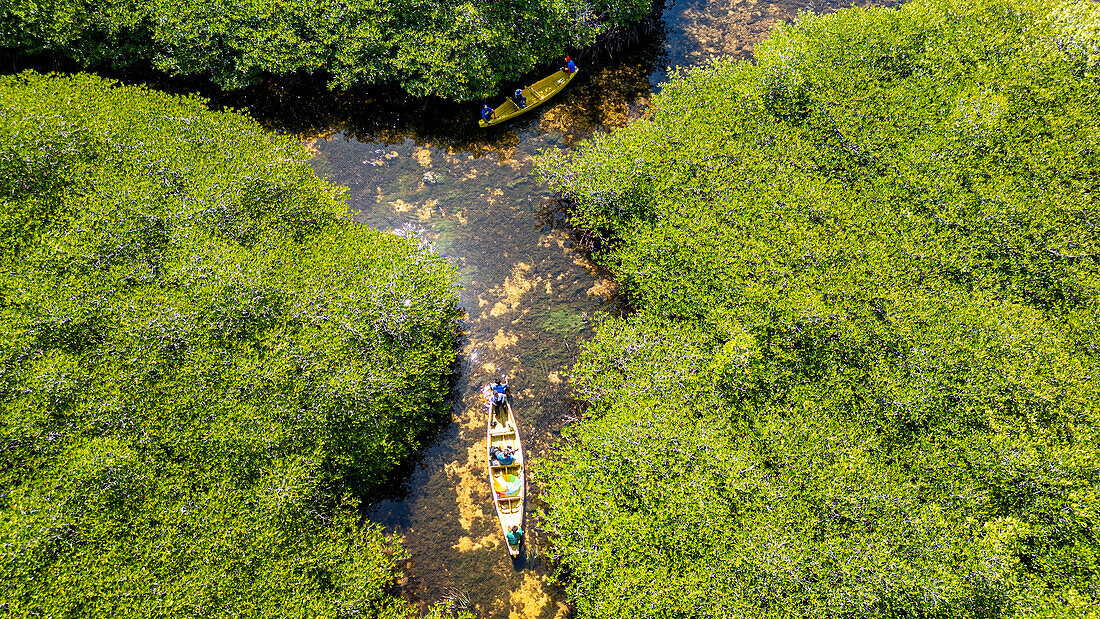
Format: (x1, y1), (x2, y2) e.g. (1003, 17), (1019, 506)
(485, 385), (525, 557)
(479, 69), (578, 128)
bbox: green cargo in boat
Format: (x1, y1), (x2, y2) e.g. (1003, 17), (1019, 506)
(479, 69), (578, 127)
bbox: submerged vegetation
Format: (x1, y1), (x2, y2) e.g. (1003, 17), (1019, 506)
(0, 0), (653, 100)
(0, 72), (463, 615)
(535, 0), (1100, 615)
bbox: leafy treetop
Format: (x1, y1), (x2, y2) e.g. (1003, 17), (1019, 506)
(0, 71), (463, 617)
(0, 0), (653, 99)
(534, 0), (1100, 616)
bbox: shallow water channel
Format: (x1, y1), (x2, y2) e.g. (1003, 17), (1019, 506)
(291, 0), (897, 615)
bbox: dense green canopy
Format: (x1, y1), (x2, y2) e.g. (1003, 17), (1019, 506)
(0, 0), (652, 99)
(535, 0), (1100, 616)
(0, 72), (462, 616)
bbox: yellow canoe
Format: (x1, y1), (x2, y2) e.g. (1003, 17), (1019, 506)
(479, 69), (578, 128)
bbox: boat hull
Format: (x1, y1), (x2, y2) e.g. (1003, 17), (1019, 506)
(479, 69), (578, 127)
(485, 388), (525, 557)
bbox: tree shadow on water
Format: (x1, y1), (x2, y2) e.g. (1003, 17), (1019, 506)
(4, 11), (670, 158)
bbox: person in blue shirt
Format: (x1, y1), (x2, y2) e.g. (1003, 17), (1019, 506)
(489, 446), (515, 466)
(488, 375), (508, 408)
(561, 56), (577, 73)
(481, 104), (494, 122)
(513, 88), (527, 108)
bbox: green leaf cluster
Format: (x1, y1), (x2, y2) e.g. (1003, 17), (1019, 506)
(0, 0), (653, 99)
(534, 0), (1100, 616)
(0, 71), (463, 616)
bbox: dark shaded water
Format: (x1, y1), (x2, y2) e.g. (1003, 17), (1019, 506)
(296, 0), (899, 615)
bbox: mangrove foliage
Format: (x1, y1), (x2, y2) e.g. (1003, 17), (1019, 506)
(0, 0), (653, 100)
(0, 71), (462, 616)
(534, 0), (1100, 616)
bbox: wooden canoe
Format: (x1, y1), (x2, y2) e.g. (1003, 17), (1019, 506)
(479, 69), (578, 128)
(485, 385), (525, 557)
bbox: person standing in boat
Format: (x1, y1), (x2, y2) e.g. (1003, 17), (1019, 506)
(481, 104), (494, 122)
(513, 88), (527, 108)
(561, 56), (577, 73)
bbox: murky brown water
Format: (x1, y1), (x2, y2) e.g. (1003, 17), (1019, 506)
(297, 0), (898, 615)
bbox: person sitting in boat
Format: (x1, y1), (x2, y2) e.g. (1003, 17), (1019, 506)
(513, 88), (527, 108)
(506, 525), (524, 547)
(481, 104), (494, 122)
(489, 445), (514, 466)
(561, 56), (577, 73)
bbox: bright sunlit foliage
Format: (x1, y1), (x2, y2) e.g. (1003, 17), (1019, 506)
(0, 0), (652, 99)
(0, 72), (463, 616)
(534, 0), (1100, 616)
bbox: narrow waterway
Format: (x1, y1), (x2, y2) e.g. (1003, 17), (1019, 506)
(298, 39), (660, 619)
(287, 0), (899, 616)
